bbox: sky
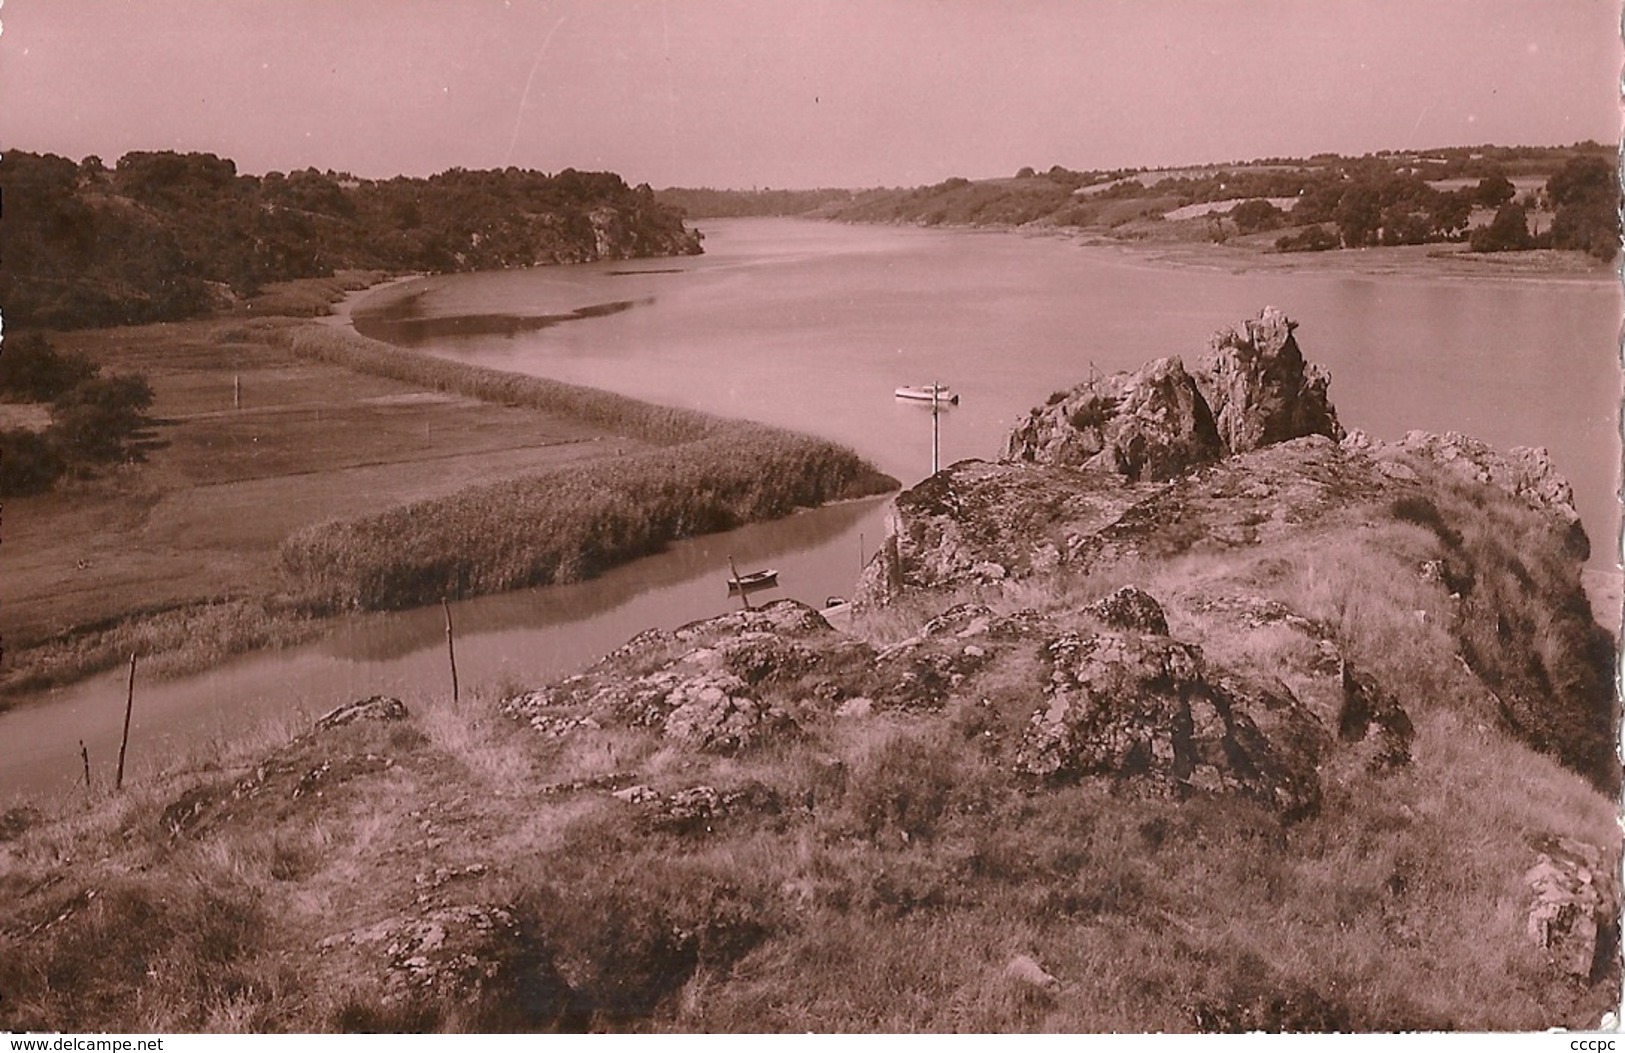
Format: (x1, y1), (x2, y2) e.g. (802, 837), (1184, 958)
(0, 0), (1619, 188)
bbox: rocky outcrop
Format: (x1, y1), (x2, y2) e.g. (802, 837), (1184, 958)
(1195, 306), (1345, 454)
(1343, 428), (1585, 550)
(320, 904), (577, 1028)
(1336, 662), (1414, 771)
(858, 436), (1396, 605)
(507, 595), (1329, 818)
(1005, 357), (1221, 480)
(161, 696), (409, 837)
(1525, 836), (1618, 980)
(1003, 307), (1343, 480)
(1015, 629), (1326, 818)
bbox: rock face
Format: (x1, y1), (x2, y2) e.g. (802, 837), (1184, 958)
(506, 597), (1328, 818)
(1336, 662), (1415, 771)
(858, 435), (1393, 605)
(1195, 306), (1345, 455)
(1004, 307), (1343, 480)
(1525, 837), (1618, 980)
(1004, 356), (1222, 480)
(1015, 629), (1326, 818)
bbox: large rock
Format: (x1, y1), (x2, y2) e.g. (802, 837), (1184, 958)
(854, 458), (1161, 604)
(1193, 306), (1345, 455)
(1014, 628), (1327, 818)
(1525, 836), (1618, 980)
(858, 437), (1393, 606)
(1005, 356), (1222, 480)
(1002, 307), (1344, 482)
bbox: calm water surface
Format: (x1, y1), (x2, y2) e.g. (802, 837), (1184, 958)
(5, 219), (1618, 801)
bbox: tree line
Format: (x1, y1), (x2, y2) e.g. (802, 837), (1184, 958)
(1, 151), (704, 329)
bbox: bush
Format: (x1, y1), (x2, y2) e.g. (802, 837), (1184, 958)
(0, 333), (97, 400)
(1468, 203), (1533, 253)
(0, 428), (65, 496)
(1274, 225), (1338, 253)
(1231, 198), (1284, 233)
(48, 373), (155, 461)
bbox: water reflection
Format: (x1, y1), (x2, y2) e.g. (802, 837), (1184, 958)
(353, 296), (654, 343)
(318, 496), (881, 663)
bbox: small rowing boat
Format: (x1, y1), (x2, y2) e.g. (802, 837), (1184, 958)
(894, 384), (960, 405)
(726, 568), (779, 594)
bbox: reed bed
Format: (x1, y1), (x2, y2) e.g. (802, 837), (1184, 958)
(279, 326), (897, 611)
(286, 326), (719, 446)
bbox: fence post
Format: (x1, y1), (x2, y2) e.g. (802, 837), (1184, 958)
(116, 653), (136, 790)
(442, 598), (460, 702)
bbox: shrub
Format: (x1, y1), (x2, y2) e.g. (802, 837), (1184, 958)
(1274, 225), (1338, 253)
(1231, 198), (1284, 233)
(0, 332), (97, 400)
(0, 427), (66, 496)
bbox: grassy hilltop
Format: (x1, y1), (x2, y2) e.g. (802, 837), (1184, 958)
(2, 310), (1614, 1033)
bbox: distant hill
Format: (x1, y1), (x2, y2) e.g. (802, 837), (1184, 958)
(656, 186), (855, 218)
(1, 151), (703, 329)
(660, 143), (1618, 260)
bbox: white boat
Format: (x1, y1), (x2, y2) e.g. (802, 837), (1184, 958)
(894, 384), (960, 405)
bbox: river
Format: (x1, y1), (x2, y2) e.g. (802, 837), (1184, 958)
(4, 219), (1618, 801)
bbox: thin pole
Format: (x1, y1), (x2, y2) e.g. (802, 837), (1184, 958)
(931, 383), (941, 475)
(442, 598), (460, 703)
(728, 556), (753, 611)
(233, 374), (241, 410)
(859, 531), (865, 572)
(80, 740), (91, 789)
(116, 653), (136, 791)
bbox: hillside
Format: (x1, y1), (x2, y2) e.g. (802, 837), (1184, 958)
(1, 308), (1615, 1033)
(0, 151), (703, 330)
(660, 143), (1618, 263)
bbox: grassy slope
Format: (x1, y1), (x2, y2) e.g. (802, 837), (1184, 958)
(1, 455), (1615, 1032)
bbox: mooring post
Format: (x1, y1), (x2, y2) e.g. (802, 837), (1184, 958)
(442, 598), (460, 703)
(80, 740), (91, 790)
(728, 556), (753, 611)
(233, 373), (242, 410)
(116, 653), (136, 791)
(931, 383), (941, 475)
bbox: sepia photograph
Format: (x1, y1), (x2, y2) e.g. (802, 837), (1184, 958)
(0, 0), (1620, 1036)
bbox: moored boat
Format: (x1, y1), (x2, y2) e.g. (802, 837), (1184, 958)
(726, 568), (779, 594)
(894, 384), (960, 404)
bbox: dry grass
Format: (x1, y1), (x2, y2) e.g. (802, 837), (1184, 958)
(2, 444), (1616, 1033)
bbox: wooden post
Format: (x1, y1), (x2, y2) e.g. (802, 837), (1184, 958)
(233, 373), (241, 410)
(442, 598), (460, 703)
(728, 556), (753, 611)
(931, 383), (941, 475)
(80, 740), (91, 790)
(116, 653), (136, 791)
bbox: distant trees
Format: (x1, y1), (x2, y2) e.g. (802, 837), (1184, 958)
(1230, 198), (1284, 233)
(1473, 171), (1516, 208)
(1274, 224), (1338, 252)
(1469, 203), (1533, 253)
(1, 150), (704, 329)
(1545, 155), (1619, 260)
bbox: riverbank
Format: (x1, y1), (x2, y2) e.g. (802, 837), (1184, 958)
(0, 282), (894, 705)
(1084, 232), (1618, 285)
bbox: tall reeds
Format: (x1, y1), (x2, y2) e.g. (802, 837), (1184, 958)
(278, 327), (896, 611)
